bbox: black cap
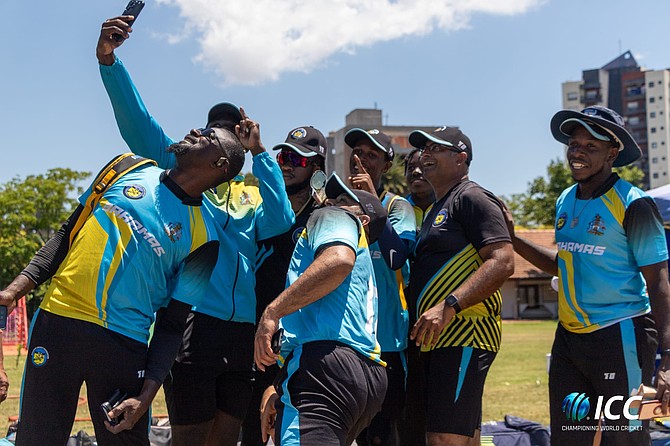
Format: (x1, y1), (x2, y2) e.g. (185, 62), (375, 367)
(409, 126), (473, 165)
(324, 173), (387, 244)
(207, 102), (243, 126)
(272, 126), (327, 158)
(550, 105), (642, 167)
(344, 128), (395, 161)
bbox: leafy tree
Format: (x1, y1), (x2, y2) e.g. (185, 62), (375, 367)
(505, 158), (645, 228)
(382, 156), (409, 196)
(0, 168), (90, 317)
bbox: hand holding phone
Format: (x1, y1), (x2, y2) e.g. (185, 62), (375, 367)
(112, 0), (145, 42)
(271, 328), (284, 354)
(100, 389), (128, 426)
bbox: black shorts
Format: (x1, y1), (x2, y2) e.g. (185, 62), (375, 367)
(423, 346), (496, 437)
(549, 316), (657, 446)
(274, 341), (387, 446)
(163, 312), (255, 424)
(17, 310), (150, 446)
(361, 350), (407, 444)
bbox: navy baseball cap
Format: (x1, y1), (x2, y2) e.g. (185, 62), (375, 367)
(345, 128), (395, 161)
(409, 126), (473, 165)
(325, 173), (387, 244)
(550, 105), (641, 167)
(207, 102), (243, 126)
(272, 126), (327, 158)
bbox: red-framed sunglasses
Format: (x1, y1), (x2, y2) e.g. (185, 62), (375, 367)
(277, 151), (311, 168)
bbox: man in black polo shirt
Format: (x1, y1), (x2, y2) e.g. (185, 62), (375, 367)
(408, 126), (514, 446)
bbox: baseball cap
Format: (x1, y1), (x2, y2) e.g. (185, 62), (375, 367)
(344, 128), (395, 161)
(324, 173), (388, 244)
(207, 102), (243, 126)
(550, 105), (641, 167)
(272, 126), (327, 158)
(409, 126), (473, 165)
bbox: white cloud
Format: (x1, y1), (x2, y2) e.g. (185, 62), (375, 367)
(156, 0), (544, 86)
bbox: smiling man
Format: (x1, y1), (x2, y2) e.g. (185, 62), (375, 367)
(407, 126), (514, 446)
(508, 106), (670, 446)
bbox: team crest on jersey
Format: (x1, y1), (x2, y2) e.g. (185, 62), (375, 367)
(165, 222), (183, 242)
(31, 346), (49, 367)
(556, 212), (567, 230)
(239, 191), (253, 206)
(587, 214), (606, 236)
(433, 209), (448, 227)
(123, 185), (146, 199)
(292, 226), (305, 243)
(291, 128), (307, 139)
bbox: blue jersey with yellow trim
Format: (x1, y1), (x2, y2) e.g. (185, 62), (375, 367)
(555, 176), (668, 333)
(41, 165), (220, 344)
(100, 58), (294, 324)
(369, 193), (416, 352)
(279, 207), (383, 365)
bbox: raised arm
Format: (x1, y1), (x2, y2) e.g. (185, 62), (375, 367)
(97, 16), (176, 168)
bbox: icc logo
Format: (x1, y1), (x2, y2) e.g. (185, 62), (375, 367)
(562, 392), (590, 422)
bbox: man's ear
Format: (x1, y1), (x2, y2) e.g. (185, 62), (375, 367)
(382, 160), (393, 174)
(358, 214), (371, 228)
(607, 147), (619, 164)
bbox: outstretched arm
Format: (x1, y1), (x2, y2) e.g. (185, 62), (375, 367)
(503, 204), (558, 275)
(97, 16), (176, 168)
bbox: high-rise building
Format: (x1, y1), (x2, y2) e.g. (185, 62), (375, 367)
(327, 108), (439, 178)
(561, 51), (670, 189)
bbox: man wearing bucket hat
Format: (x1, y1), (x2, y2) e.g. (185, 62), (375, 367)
(345, 128), (417, 446)
(254, 172), (388, 446)
(96, 17), (293, 446)
(241, 126), (327, 446)
(408, 126), (514, 446)
(508, 106), (670, 445)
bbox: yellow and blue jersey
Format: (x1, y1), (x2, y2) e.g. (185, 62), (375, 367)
(279, 207), (383, 365)
(368, 193), (416, 352)
(100, 58), (294, 324)
(555, 176), (668, 333)
(41, 165), (220, 344)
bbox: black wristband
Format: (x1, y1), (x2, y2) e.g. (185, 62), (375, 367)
(445, 294), (462, 314)
(661, 349), (670, 356)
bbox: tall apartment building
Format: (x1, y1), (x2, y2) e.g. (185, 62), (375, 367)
(561, 51), (670, 189)
(327, 108), (439, 178)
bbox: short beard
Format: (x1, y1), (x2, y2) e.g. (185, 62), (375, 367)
(285, 177), (311, 196)
(167, 141), (190, 155)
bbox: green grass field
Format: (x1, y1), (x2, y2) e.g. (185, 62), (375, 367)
(1, 320), (556, 437)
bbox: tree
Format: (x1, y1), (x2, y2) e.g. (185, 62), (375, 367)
(0, 168), (90, 317)
(382, 156), (409, 196)
(505, 158), (645, 228)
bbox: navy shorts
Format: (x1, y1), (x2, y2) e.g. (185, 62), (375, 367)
(423, 346), (496, 437)
(549, 316), (656, 446)
(163, 312), (255, 424)
(274, 341), (387, 446)
(17, 310), (149, 446)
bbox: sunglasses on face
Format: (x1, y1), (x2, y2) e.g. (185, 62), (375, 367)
(277, 151), (311, 168)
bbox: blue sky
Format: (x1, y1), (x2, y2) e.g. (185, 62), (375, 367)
(2, 0), (669, 197)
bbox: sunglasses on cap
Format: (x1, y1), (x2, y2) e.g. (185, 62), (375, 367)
(277, 151), (311, 168)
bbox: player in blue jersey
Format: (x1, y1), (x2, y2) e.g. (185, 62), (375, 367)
(508, 106), (670, 446)
(97, 16), (294, 446)
(409, 126), (514, 446)
(254, 173), (389, 446)
(346, 128), (416, 446)
(0, 127), (246, 445)
(242, 126), (327, 446)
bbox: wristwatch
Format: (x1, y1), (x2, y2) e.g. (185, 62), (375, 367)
(445, 294), (462, 314)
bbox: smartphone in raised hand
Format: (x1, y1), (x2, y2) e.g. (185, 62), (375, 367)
(112, 0), (145, 42)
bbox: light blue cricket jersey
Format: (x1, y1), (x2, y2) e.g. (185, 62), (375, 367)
(279, 207), (384, 365)
(368, 193), (416, 352)
(99, 58), (294, 323)
(555, 176), (667, 333)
